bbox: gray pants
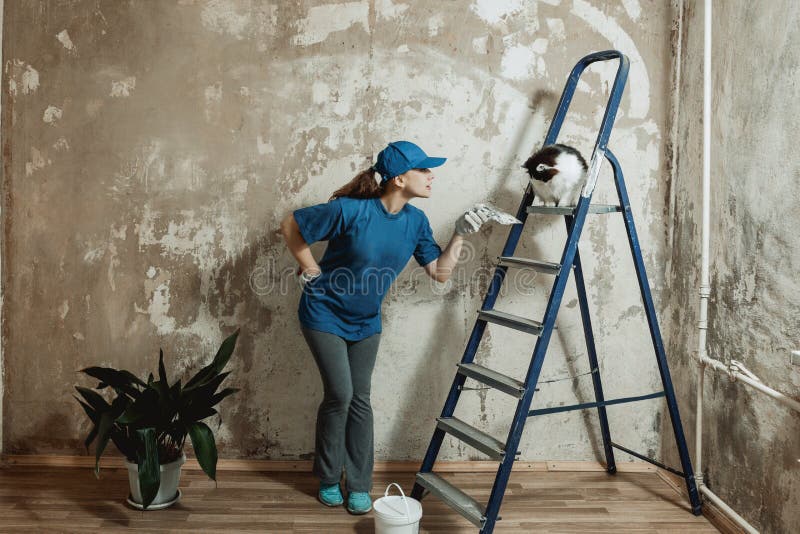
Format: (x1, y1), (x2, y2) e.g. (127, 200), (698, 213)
(301, 326), (380, 492)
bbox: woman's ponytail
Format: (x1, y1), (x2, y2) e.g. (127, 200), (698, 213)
(330, 168), (386, 200)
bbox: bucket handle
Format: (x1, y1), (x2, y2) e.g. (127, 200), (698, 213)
(384, 482), (411, 520)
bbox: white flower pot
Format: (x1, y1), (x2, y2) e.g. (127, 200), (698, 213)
(124, 452), (186, 509)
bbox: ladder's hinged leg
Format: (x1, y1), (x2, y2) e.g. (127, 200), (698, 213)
(566, 215), (616, 474)
(606, 149), (702, 515)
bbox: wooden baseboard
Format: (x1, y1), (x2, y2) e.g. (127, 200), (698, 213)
(656, 469), (748, 534)
(1, 454), (655, 473)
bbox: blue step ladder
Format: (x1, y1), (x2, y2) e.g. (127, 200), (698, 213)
(410, 50), (703, 533)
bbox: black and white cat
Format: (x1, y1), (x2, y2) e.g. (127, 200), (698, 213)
(523, 144), (588, 207)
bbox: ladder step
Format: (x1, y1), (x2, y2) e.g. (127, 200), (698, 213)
(436, 417), (506, 460)
(415, 472), (486, 528)
(478, 309), (544, 336)
(526, 204), (622, 215)
(498, 256), (561, 274)
(457, 363), (525, 398)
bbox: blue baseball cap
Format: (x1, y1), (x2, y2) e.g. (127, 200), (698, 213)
(372, 141), (447, 182)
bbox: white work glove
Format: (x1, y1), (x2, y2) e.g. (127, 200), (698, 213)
(297, 267), (321, 288)
(454, 205), (492, 236)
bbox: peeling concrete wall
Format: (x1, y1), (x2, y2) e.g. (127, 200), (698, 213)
(662, 1), (800, 532)
(2, 1), (676, 464)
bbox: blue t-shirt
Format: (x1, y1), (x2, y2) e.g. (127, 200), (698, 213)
(293, 196), (442, 341)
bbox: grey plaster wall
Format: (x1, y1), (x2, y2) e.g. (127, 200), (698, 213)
(2, 0), (676, 464)
(662, 1), (800, 532)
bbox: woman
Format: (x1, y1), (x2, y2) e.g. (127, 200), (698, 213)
(280, 140), (491, 514)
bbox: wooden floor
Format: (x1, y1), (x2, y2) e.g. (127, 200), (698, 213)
(0, 464), (719, 533)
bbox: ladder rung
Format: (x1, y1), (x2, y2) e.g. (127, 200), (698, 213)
(497, 256), (561, 274)
(457, 363), (525, 398)
(436, 417), (506, 460)
(526, 204), (622, 215)
(415, 472), (486, 528)
(528, 391), (665, 417)
(478, 309), (544, 336)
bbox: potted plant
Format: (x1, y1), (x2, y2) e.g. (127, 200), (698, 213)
(74, 329), (240, 509)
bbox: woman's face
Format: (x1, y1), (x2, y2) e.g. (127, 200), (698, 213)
(396, 168), (434, 198)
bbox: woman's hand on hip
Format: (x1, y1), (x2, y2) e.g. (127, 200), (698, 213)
(297, 265), (322, 287)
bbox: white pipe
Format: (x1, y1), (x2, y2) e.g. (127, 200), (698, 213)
(694, 351), (726, 373)
(695, 357), (704, 478)
(729, 360), (762, 383)
(729, 361), (800, 413)
(699, 485), (759, 534)
(698, 0), (712, 360)
(695, 352), (800, 412)
(695, 0), (713, 489)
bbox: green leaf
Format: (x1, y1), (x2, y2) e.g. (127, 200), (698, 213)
(169, 379), (182, 403)
(109, 391), (131, 417)
(74, 395), (101, 453)
(135, 428), (161, 509)
(183, 371), (230, 404)
(209, 387), (239, 407)
(184, 406), (218, 423)
(178, 373), (231, 425)
(184, 329), (239, 391)
(93, 411), (114, 478)
(151, 379), (171, 413)
(84, 425), (99, 451)
(188, 421), (217, 481)
(80, 367), (145, 395)
(158, 349), (168, 386)
(117, 387), (159, 426)
(75, 386), (111, 413)
(116, 410), (144, 426)
(74, 396), (99, 424)
(110, 428), (138, 460)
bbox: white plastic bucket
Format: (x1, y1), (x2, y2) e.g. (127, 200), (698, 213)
(373, 483), (423, 534)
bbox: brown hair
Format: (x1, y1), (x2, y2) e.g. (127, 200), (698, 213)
(329, 168), (389, 200)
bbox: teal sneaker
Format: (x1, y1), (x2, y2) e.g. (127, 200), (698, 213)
(346, 491), (372, 515)
(318, 483), (344, 507)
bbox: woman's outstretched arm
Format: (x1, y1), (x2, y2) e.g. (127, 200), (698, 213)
(423, 205), (493, 282)
(423, 232), (464, 283)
